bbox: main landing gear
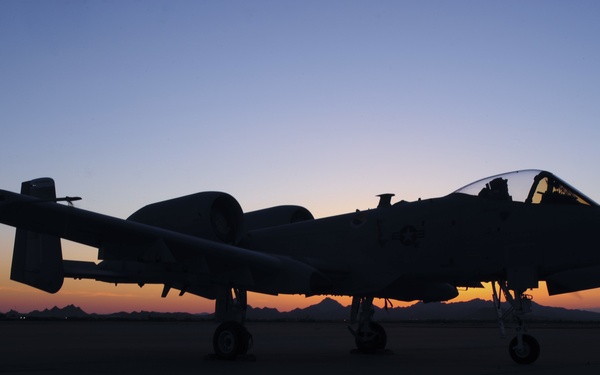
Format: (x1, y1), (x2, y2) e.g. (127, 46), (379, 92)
(348, 296), (388, 353)
(211, 292), (390, 359)
(211, 287), (253, 360)
(492, 280), (540, 364)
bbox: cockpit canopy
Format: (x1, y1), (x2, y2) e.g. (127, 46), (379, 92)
(453, 170), (598, 206)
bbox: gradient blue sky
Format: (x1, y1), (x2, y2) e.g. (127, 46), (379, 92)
(1, 1), (600, 313)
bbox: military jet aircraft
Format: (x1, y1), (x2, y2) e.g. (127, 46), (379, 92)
(1, 169), (599, 364)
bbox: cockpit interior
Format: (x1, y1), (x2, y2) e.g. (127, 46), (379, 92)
(453, 170), (598, 206)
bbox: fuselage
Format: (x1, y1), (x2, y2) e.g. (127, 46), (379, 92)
(242, 193), (600, 300)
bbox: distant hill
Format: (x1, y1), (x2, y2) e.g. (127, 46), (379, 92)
(374, 298), (600, 322)
(3, 298), (600, 322)
(251, 298), (600, 322)
(27, 304), (88, 319)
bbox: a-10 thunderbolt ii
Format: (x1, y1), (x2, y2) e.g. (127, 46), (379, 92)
(1, 169), (599, 364)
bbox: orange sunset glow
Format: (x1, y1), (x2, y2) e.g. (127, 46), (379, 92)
(3, 271), (600, 315)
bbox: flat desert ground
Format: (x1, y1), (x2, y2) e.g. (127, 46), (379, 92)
(1, 321), (599, 375)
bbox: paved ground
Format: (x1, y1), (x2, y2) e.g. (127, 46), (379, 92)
(1, 321), (599, 374)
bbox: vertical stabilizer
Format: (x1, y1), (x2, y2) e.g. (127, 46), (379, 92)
(10, 178), (64, 293)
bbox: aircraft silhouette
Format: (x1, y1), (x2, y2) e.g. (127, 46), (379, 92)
(1, 169), (599, 364)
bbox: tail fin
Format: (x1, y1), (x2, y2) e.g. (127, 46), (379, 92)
(10, 178), (64, 293)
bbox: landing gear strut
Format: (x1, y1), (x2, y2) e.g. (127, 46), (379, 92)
(492, 280), (540, 364)
(211, 287), (253, 360)
(348, 296), (387, 353)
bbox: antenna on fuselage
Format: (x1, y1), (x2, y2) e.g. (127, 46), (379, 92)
(376, 193), (395, 208)
(55, 196), (82, 206)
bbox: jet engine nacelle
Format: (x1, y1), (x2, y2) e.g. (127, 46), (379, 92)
(128, 192), (245, 244)
(244, 205), (314, 231)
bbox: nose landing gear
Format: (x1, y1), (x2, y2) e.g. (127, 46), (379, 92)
(492, 280), (540, 364)
(508, 333), (540, 364)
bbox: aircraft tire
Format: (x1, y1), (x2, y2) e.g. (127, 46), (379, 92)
(355, 322), (387, 353)
(508, 334), (540, 364)
(212, 321), (251, 360)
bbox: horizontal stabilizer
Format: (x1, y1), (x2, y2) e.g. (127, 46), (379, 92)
(10, 178), (64, 293)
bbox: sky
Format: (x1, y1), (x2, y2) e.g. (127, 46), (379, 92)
(1, 0), (600, 314)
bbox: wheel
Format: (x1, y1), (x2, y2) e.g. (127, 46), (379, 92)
(355, 322), (387, 353)
(508, 334), (540, 364)
(212, 321), (251, 360)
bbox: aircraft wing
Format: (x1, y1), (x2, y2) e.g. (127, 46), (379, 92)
(0, 182), (325, 298)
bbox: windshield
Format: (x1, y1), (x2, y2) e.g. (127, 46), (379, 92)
(453, 170), (598, 206)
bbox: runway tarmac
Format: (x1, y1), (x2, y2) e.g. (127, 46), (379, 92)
(1, 320), (599, 375)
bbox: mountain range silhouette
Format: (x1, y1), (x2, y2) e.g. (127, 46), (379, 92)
(3, 298), (600, 322)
